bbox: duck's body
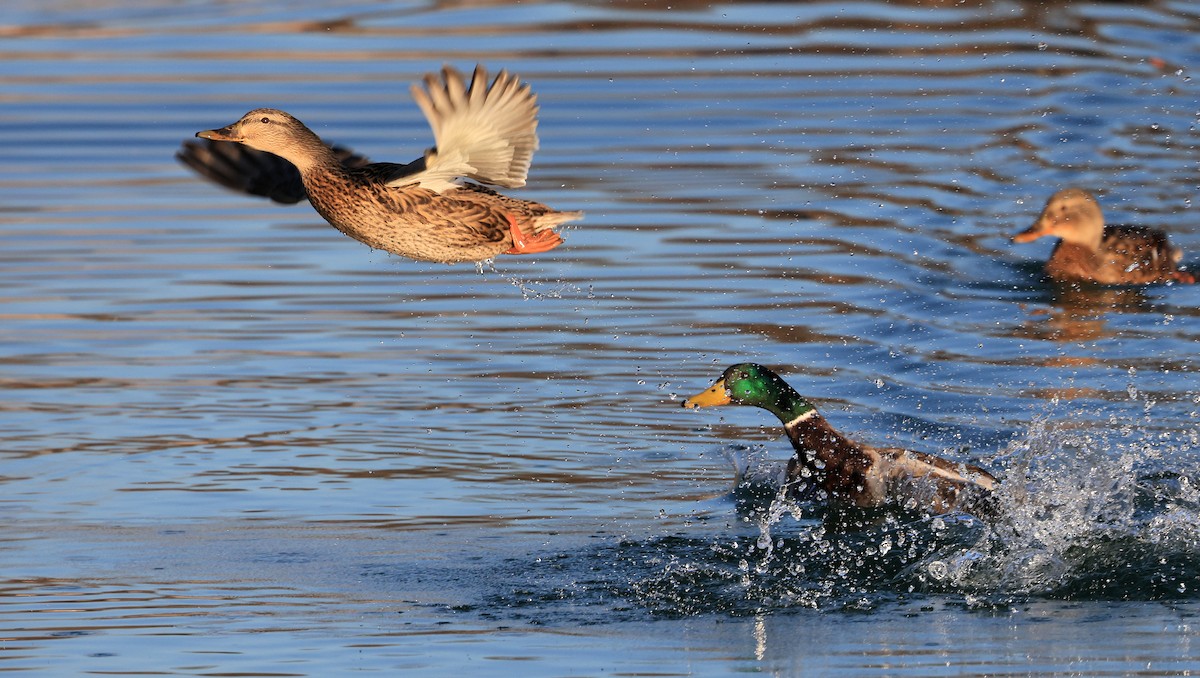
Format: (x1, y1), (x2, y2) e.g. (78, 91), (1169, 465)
(1013, 188), (1193, 285)
(683, 364), (997, 515)
(181, 65), (581, 264)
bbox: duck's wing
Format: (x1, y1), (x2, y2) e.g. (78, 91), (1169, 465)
(177, 139), (371, 204)
(877, 448), (997, 514)
(1103, 225), (1183, 264)
(1089, 224), (1196, 283)
(355, 158), (430, 185)
(401, 64), (539, 194)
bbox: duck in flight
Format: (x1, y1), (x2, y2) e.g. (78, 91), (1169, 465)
(179, 64), (581, 264)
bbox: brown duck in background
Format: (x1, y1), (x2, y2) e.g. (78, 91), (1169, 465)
(179, 64), (582, 264)
(682, 364), (998, 517)
(1012, 188), (1194, 284)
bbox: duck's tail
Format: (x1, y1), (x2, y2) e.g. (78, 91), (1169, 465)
(530, 210), (583, 234)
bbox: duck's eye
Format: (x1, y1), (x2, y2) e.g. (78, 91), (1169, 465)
(260, 117), (270, 124)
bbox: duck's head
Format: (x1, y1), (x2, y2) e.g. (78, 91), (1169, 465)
(683, 363), (812, 422)
(1012, 188), (1106, 251)
(196, 108), (323, 168)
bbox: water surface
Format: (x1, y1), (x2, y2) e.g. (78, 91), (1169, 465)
(2, 0), (1200, 674)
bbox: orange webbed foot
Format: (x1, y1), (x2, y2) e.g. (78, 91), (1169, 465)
(504, 217), (564, 255)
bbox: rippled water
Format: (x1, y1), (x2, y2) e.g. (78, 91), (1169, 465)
(3, 0), (1200, 674)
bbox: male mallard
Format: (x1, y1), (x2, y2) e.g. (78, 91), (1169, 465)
(1012, 188), (1194, 284)
(682, 363), (997, 515)
(179, 64), (582, 264)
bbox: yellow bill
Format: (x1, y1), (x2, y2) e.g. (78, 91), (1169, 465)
(682, 378), (731, 409)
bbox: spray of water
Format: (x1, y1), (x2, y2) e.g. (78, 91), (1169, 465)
(476, 259), (582, 300)
(915, 406), (1200, 600)
(620, 393), (1199, 615)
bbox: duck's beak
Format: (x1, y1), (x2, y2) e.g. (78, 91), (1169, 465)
(196, 125), (242, 143)
(682, 378), (731, 409)
(1011, 219), (1047, 244)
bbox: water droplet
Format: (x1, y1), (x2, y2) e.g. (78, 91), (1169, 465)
(928, 560), (948, 580)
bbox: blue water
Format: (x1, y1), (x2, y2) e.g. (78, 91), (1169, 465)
(2, 0), (1200, 674)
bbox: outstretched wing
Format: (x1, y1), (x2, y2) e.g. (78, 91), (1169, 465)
(401, 64), (540, 193)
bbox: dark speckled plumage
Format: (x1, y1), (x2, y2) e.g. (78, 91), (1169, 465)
(181, 65), (581, 264)
(1013, 188), (1194, 285)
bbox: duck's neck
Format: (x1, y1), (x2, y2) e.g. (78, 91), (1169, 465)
(756, 381), (817, 426)
(783, 410), (859, 468)
(763, 387), (866, 478)
(1065, 228), (1105, 254)
(260, 124), (342, 176)
(289, 138), (343, 175)
(1059, 214), (1105, 253)
(291, 138), (358, 219)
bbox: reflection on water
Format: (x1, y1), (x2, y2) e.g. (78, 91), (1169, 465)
(1012, 283), (1163, 344)
(2, 0), (1200, 674)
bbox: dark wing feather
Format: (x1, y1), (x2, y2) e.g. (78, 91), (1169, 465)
(176, 139), (372, 205)
(353, 158), (429, 186)
(1103, 224), (1179, 261)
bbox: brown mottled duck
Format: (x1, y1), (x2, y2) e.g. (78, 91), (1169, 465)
(1012, 188), (1194, 285)
(683, 363), (998, 516)
(179, 64), (582, 264)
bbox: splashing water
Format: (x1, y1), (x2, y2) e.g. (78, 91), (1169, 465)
(604, 405), (1200, 616)
(916, 411), (1200, 600)
(476, 258), (581, 300)
(473, 400), (1198, 619)
(506, 275), (580, 301)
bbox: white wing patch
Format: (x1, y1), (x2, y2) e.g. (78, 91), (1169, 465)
(396, 65), (540, 194)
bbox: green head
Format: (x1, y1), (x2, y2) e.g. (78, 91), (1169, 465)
(682, 363), (815, 423)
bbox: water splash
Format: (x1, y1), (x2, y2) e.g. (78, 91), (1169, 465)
(614, 402), (1199, 615)
(915, 411), (1200, 600)
(474, 404), (1198, 620)
(476, 258), (582, 300)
